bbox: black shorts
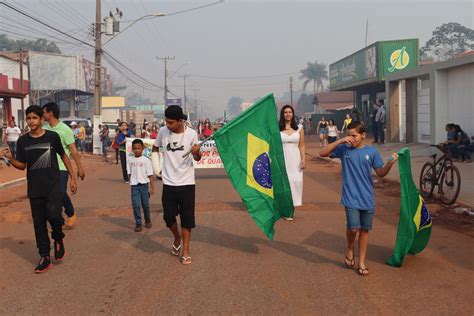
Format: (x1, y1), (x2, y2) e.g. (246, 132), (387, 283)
(162, 184), (196, 229)
(328, 136), (337, 144)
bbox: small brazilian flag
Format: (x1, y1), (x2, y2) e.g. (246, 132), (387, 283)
(386, 147), (432, 267)
(213, 94), (294, 239)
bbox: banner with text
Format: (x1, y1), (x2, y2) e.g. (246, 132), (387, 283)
(125, 138), (223, 169)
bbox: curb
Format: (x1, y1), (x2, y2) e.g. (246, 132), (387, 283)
(0, 177), (26, 189)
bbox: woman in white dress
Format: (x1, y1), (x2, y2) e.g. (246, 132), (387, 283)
(279, 105), (305, 221)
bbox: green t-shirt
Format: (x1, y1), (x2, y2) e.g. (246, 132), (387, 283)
(43, 121), (75, 171)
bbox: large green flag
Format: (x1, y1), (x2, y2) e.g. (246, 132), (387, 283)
(213, 94), (294, 240)
(386, 147), (432, 267)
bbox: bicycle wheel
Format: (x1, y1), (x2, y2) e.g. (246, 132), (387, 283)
(440, 165), (461, 205)
(419, 162), (436, 198)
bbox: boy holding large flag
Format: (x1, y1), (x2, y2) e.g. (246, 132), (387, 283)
(152, 105), (201, 265)
(320, 121), (398, 276)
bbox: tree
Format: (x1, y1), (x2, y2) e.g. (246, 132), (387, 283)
(295, 93), (315, 116)
(106, 75), (127, 96)
(421, 22), (474, 61)
(226, 96), (243, 118)
(0, 34), (61, 53)
(299, 61), (328, 93)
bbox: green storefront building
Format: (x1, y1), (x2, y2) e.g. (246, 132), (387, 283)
(330, 39), (418, 129)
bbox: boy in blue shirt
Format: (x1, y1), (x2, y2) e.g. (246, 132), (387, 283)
(320, 121), (397, 276)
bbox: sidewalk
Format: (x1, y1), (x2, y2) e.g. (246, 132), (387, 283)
(305, 136), (474, 207)
(0, 162), (26, 188)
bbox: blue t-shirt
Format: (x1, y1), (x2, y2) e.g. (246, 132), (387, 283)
(117, 130), (133, 151)
(332, 144), (384, 211)
(447, 130), (455, 141)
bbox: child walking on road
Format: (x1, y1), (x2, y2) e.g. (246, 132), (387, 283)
(127, 139), (154, 232)
(319, 121), (397, 276)
(1, 105), (77, 273)
(152, 105), (201, 265)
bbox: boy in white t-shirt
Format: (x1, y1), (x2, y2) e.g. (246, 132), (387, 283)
(127, 139), (155, 232)
(153, 105), (201, 265)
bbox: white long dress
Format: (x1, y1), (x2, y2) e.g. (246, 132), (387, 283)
(280, 128), (303, 206)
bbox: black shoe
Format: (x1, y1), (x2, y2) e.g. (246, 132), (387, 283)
(145, 220), (152, 228)
(135, 224), (143, 232)
(35, 256), (52, 274)
(54, 240), (65, 261)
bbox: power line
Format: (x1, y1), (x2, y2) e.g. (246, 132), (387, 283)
(0, 28), (89, 49)
(39, 0), (89, 31)
(1, 1), (174, 101)
(56, 0), (93, 26)
(8, 0), (83, 36)
(103, 50), (164, 91)
(182, 72), (300, 80)
(119, 0), (225, 23)
(0, 2), (95, 48)
(0, 18), (89, 48)
(166, 0), (224, 16)
(0, 10), (89, 43)
(195, 81), (289, 88)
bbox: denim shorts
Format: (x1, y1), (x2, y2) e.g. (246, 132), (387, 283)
(345, 207), (374, 230)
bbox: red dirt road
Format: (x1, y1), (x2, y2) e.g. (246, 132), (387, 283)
(0, 144), (473, 314)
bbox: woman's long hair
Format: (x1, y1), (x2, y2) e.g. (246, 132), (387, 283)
(279, 104), (298, 131)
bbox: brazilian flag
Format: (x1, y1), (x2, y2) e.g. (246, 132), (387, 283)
(213, 94), (294, 239)
(386, 147), (432, 267)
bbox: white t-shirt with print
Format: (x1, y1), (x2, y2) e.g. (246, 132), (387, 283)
(127, 155), (153, 186)
(154, 126), (198, 186)
(6, 126), (21, 142)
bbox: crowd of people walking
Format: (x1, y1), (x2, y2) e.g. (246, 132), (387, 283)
(0, 100), (471, 277)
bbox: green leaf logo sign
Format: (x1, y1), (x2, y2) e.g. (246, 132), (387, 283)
(388, 46), (410, 72)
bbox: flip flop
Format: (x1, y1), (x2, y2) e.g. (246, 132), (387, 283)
(358, 267), (369, 276)
(181, 256), (192, 265)
(171, 242), (182, 256)
(344, 255), (355, 268)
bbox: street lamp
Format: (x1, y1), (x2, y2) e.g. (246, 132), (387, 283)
(103, 12), (166, 46)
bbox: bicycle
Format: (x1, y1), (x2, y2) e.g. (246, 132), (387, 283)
(419, 144), (461, 205)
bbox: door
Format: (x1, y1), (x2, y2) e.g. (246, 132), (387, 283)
(361, 94), (370, 126)
(417, 79), (430, 143)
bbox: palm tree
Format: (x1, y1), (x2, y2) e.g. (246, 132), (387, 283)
(299, 61), (328, 93)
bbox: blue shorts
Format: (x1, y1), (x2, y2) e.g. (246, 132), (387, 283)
(345, 207), (374, 230)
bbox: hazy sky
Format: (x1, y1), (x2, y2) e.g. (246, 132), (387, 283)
(2, 0), (473, 118)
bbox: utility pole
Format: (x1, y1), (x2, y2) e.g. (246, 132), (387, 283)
(157, 56), (175, 106)
(93, 0), (103, 155)
(191, 88), (200, 119)
(365, 18), (369, 47)
(94, 0), (102, 116)
(289, 76), (293, 107)
(178, 74), (189, 112)
(18, 50), (25, 130)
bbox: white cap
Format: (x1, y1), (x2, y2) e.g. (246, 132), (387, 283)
(71, 121), (77, 125)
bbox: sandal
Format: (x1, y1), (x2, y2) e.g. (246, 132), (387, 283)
(358, 267), (369, 276)
(181, 256), (192, 265)
(344, 255), (355, 268)
(171, 241), (182, 256)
